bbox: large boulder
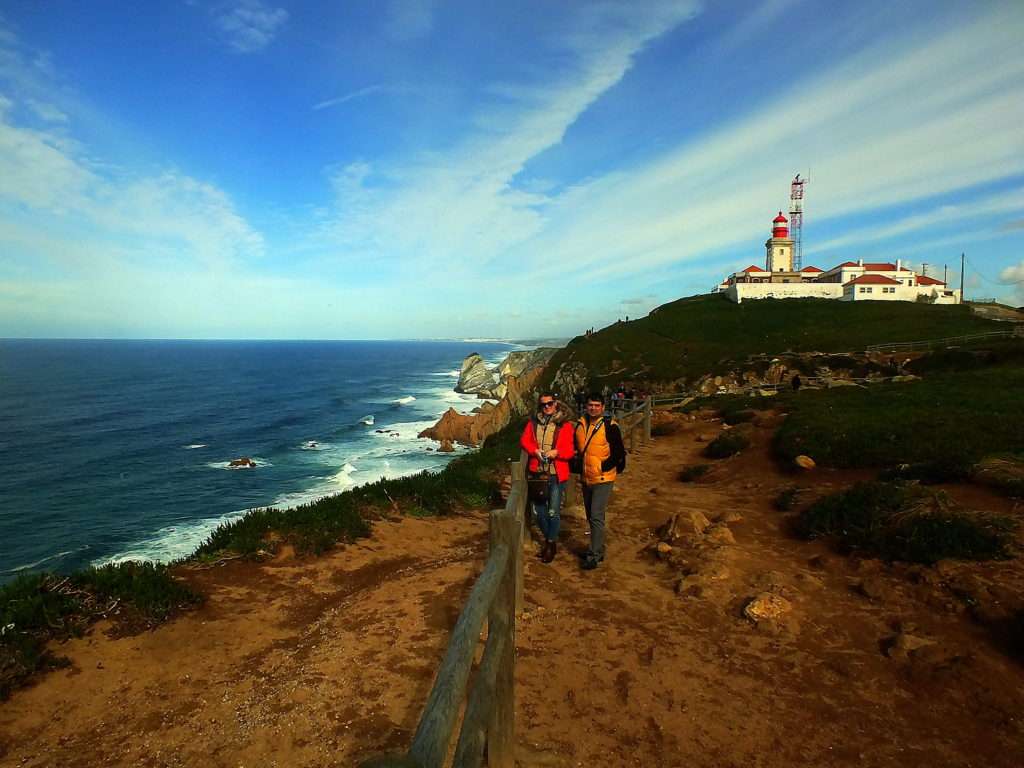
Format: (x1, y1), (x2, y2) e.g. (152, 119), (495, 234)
(455, 353), (498, 395)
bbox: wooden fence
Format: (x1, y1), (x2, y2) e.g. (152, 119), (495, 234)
(360, 397), (655, 767)
(866, 328), (1022, 353)
(360, 464), (526, 768)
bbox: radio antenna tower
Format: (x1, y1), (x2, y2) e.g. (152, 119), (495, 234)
(790, 174), (808, 270)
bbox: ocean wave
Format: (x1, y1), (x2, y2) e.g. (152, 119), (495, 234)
(392, 395), (416, 405)
(93, 511), (250, 568)
(429, 369), (461, 377)
(299, 440), (332, 451)
(359, 414), (375, 425)
(207, 457), (272, 470)
(5, 546), (91, 574)
(183, 443), (207, 449)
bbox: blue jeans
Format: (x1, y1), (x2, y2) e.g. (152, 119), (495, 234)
(532, 477), (565, 543)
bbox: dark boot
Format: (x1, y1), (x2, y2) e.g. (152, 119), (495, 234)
(542, 540), (556, 563)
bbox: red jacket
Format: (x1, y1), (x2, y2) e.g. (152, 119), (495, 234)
(520, 417), (575, 483)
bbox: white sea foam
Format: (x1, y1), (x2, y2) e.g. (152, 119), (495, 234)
(183, 443), (207, 449)
(300, 440), (332, 451)
(359, 414), (375, 425)
(207, 457), (272, 470)
(429, 369), (461, 377)
(5, 546), (90, 574)
(93, 510), (250, 568)
(392, 395), (416, 405)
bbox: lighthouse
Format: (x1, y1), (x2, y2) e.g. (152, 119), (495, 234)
(765, 212), (794, 272)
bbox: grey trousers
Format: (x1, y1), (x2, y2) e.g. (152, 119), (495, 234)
(582, 482), (614, 559)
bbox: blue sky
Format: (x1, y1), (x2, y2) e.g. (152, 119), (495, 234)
(1, 0), (1022, 339)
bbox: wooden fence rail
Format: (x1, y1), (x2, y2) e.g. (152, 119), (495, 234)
(360, 464), (525, 768)
(866, 328), (1021, 353)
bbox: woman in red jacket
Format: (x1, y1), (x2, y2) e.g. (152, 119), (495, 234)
(520, 392), (575, 563)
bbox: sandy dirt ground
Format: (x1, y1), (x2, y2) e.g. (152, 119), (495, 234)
(2, 412), (1023, 767)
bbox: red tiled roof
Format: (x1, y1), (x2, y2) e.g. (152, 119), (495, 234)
(844, 274), (900, 286)
(837, 261), (859, 268)
(800, 265), (823, 272)
(917, 275), (945, 286)
(863, 262), (897, 271)
(741, 265), (767, 273)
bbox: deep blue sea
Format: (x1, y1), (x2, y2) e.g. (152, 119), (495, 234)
(0, 339), (516, 580)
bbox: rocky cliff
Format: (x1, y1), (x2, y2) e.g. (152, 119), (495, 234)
(419, 366), (544, 446)
(497, 347), (558, 380)
(454, 353), (499, 396)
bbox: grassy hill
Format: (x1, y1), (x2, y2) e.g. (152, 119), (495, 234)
(545, 294), (1009, 388)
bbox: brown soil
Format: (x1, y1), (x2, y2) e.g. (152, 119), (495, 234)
(3, 415), (1024, 767)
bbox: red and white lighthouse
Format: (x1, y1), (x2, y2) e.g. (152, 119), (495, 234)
(766, 211), (794, 272)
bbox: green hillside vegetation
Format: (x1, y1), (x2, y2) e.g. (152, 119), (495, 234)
(774, 349), (1024, 471)
(546, 294), (1004, 388)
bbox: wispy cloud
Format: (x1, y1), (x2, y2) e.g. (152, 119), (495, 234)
(213, 0), (289, 53)
(1001, 219), (1024, 232)
(312, 84), (386, 112)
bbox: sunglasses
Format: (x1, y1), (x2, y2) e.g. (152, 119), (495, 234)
(539, 401), (556, 408)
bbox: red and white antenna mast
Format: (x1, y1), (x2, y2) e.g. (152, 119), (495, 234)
(790, 174), (808, 270)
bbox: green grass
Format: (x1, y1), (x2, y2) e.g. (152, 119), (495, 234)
(703, 432), (750, 459)
(796, 481), (1015, 564)
(543, 294), (1003, 389)
(677, 464), (710, 482)
(774, 358), (1024, 470)
(1, 563), (199, 700)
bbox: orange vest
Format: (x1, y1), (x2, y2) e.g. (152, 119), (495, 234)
(575, 417), (617, 485)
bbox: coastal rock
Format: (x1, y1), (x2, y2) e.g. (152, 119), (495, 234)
(794, 455), (816, 471)
(498, 348), (558, 380)
(229, 457), (256, 468)
(454, 353), (498, 395)
(743, 593), (792, 623)
(438, 439), (455, 453)
(550, 361), (588, 405)
(419, 366), (546, 447)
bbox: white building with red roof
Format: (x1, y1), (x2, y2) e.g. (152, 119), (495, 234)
(714, 212), (961, 305)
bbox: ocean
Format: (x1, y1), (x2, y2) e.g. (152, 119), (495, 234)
(0, 339), (518, 580)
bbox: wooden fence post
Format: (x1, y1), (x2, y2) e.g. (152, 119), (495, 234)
(644, 397), (652, 444)
(510, 457), (526, 616)
(486, 508), (517, 767)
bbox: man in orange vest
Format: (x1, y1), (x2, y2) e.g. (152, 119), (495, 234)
(575, 392), (625, 570)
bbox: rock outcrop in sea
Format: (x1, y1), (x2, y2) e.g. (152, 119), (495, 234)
(421, 349), (555, 446)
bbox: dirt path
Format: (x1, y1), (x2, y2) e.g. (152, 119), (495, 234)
(2, 414), (1023, 767)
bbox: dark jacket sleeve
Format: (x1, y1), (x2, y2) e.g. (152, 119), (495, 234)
(601, 423), (626, 472)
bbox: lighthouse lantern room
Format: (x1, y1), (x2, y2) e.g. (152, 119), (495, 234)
(766, 212), (794, 272)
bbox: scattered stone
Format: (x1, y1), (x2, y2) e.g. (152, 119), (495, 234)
(885, 632), (937, 660)
(794, 455), (816, 471)
(705, 524), (736, 545)
(743, 593), (792, 623)
(655, 542), (674, 558)
(857, 576), (895, 602)
(228, 457), (256, 468)
(695, 433), (711, 443)
(669, 510), (712, 539)
(719, 511), (743, 524)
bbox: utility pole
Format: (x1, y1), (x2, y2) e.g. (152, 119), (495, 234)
(960, 252), (965, 304)
(921, 262), (929, 277)
(944, 264), (948, 284)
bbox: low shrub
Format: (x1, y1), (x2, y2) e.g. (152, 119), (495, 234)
(703, 432), (750, 459)
(774, 486), (801, 511)
(677, 465), (710, 482)
(972, 455), (1024, 498)
(723, 409), (756, 426)
(1, 563), (199, 700)
(796, 481), (1015, 564)
(878, 457), (974, 485)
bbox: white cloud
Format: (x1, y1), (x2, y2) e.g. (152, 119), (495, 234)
(1001, 262), (1024, 284)
(213, 0), (289, 53)
(314, 0), (701, 276)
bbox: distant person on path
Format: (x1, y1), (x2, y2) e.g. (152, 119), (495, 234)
(520, 392), (575, 563)
(575, 393), (626, 570)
